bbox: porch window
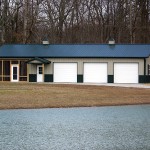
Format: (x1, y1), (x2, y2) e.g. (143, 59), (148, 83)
(3, 61), (10, 81)
(19, 61), (27, 81)
(20, 61), (27, 76)
(3, 61), (10, 75)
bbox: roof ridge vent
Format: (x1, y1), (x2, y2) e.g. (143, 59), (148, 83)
(42, 40), (49, 45)
(108, 37), (115, 45)
(42, 35), (49, 45)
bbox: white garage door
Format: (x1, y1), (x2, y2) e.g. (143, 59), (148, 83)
(84, 63), (107, 83)
(114, 63), (138, 83)
(54, 63), (77, 82)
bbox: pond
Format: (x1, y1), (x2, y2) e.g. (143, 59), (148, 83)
(0, 105), (150, 150)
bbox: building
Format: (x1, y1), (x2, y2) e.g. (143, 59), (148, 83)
(0, 44), (150, 83)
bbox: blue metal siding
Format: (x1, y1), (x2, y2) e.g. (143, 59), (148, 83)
(0, 44), (150, 58)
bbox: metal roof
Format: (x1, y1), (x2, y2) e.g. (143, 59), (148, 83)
(0, 44), (150, 58)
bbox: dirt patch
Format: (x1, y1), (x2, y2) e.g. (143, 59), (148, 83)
(0, 82), (150, 109)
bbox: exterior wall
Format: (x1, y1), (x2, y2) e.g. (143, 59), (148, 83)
(45, 58), (144, 75)
(0, 57), (147, 83)
(28, 58), (145, 83)
(44, 64), (51, 74)
(28, 64), (37, 74)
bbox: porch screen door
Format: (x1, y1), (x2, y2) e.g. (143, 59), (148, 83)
(11, 65), (19, 82)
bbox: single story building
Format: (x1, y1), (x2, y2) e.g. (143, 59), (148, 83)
(0, 44), (150, 83)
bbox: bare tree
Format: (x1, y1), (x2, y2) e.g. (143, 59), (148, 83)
(0, 0), (149, 44)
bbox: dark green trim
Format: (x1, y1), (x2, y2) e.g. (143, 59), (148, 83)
(77, 75), (83, 83)
(108, 75), (114, 83)
(144, 58), (146, 75)
(139, 75), (150, 83)
(44, 74), (53, 82)
(29, 74), (37, 82)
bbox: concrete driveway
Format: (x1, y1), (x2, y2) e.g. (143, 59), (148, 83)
(0, 105), (150, 150)
(77, 83), (150, 88)
(51, 82), (150, 88)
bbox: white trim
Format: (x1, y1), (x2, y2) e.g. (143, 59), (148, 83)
(11, 64), (19, 82)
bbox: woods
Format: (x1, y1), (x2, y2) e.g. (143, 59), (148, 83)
(0, 0), (149, 44)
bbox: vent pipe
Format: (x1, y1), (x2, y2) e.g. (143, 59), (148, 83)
(42, 40), (49, 45)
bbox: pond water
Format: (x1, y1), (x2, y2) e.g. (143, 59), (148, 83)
(0, 105), (150, 150)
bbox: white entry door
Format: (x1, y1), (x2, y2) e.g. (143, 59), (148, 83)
(11, 65), (19, 82)
(37, 65), (43, 82)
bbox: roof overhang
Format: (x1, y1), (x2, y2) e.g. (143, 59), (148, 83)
(26, 57), (51, 64)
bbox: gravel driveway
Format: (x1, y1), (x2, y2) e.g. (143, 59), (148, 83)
(0, 105), (150, 150)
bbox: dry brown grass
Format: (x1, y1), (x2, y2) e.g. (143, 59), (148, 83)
(0, 82), (150, 109)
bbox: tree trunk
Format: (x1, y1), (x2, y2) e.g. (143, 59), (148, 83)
(23, 0), (28, 44)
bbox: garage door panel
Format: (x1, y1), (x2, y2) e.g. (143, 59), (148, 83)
(84, 63), (107, 83)
(54, 63), (77, 82)
(114, 63), (138, 83)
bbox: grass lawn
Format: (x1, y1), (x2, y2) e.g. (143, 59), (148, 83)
(0, 82), (150, 109)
